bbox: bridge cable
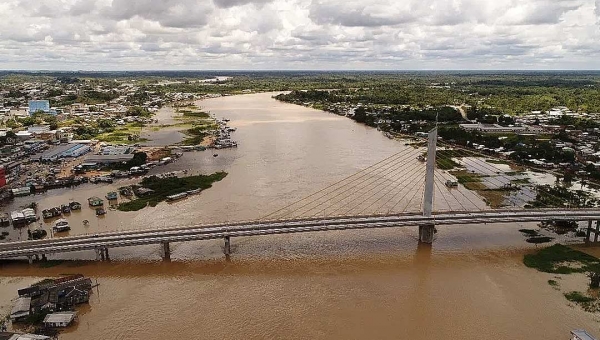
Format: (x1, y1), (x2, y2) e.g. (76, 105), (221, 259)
(262, 147), (418, 220)
(300, 148), (424, 218)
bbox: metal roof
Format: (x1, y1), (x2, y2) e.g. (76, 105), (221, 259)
(10, 297), (31, 315)
(572, 329), (598, 340)
(43, 311), (77, 324)
(9, 334), (50, 340)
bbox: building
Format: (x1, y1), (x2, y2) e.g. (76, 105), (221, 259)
(0, 333), (50, 340)
(39, 144), (90, 162)
(459, 123), (544, 134)
(28, 101), (50, 116)
(84, 154), (135, 164)
(17, 275), (93, 313)
(43, 311), (77, 328)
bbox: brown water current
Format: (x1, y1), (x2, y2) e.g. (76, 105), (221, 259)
(0, 93), (598, 339)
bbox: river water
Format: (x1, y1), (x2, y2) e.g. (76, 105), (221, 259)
(0, 93), (598, 339)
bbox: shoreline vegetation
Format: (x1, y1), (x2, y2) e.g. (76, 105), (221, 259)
(118, 172), (227, 211)
(168, 103), (218, 146)
(525, 244), (600, 312)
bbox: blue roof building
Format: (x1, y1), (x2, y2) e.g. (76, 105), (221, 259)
(28, 100), (51, 115)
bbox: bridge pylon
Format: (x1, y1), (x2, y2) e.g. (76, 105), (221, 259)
(419, 127), (437, 243)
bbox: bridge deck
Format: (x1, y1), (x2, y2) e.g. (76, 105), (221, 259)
(1, 209), (598, 259)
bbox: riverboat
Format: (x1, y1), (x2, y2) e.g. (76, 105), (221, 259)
(10, 211), (26, 226)
(106, 192), (118, 200)
(166, 192), (188, 202)
(53, 219), (70, 233)
(95, 208), (106, 216)
(29, 229), (47, 240)
(119, 187), (134, 197)
(42, 209), (54, 219)
(88, 197), (104, 207)
(69, 201), (82, 210)
(22, 208), (37, 223)
(186, 188), (202, 195)
(61, 204), (71, 214)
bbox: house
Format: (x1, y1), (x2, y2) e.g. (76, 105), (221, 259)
(43, 311), (77, 328)
(17, 275), (93, 314)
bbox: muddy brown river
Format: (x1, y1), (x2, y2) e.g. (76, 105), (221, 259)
(0, 93), (598, 339)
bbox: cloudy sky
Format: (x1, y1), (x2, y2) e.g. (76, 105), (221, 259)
(0, 0), (599, 70)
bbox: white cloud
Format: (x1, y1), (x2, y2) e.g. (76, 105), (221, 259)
(0, 0), (598, 70)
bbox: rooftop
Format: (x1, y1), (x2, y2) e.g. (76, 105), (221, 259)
(43, 311), (77, 324)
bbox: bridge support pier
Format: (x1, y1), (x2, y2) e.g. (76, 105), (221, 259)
(104, 248), (110, 261)
(420, 128), (437, 244)
(95, 248), (101, 261)
(27, 255), (33, 265)
(419, 224), (435, 244)
(586, 221), (593, 245)
(41, 254), (47, 261)
(224, 236), (231, 255)
(161, 242), (171, 261)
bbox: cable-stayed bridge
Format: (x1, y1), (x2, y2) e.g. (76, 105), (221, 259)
(2, 128), (600, 262)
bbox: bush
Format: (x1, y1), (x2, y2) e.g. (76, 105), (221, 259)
(564, 291), (594, 303)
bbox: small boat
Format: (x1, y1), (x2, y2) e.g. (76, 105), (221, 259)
(10, 211), (26, 226)
(186, 188), (202, 195)
(49, 207), (62, 217)
(22, 208), (37, 223)
(29, 229), (47, 240)
(42, 209), (54, 219)
(95, 208), (106, 216)
(53, 219), (70, 233)
(61, 204), (71, 214)
(106, 192), (118, 200)
(119, 187), (134, 197)
(69, 201), (82, 210)
(213, 154), (218, 157)
(166, 192), (188, 202)
(88, 196), (104, 207)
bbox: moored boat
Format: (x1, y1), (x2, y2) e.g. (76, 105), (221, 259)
(22, 208), (37, 223)
(166, 192), (188, 202)
(42, 209), (54, 219)
(95, 208), (106, 216)
(61, 204), (71, 214)
(106, 192), (118, 200)
(186, 188), (202, 195)
(69, 201), (82, 210)
(119, 187), (133, 197)
(29, 229), (47, 240)
(88, 196), (104, 207)
(53, 219), (70, 233)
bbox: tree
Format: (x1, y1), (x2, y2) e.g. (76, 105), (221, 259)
(127, 106), (151, 117)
